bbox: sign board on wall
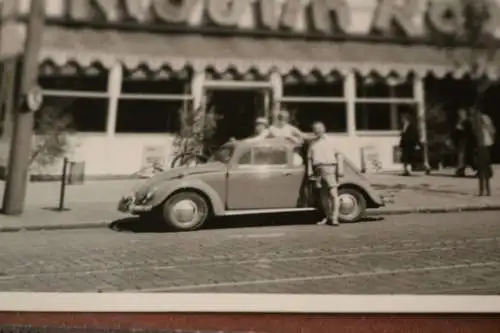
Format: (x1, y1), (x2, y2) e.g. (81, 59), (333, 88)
(361, 145), (383, 173)
(141, 145), (166, 171)
(67, 161), (85, 185)
(46, 0), (500, 40)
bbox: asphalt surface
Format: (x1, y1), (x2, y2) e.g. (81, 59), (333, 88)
(0, 211), (499, 294)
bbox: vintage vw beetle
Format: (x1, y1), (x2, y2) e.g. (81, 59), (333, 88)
(118, 138), (386, 231)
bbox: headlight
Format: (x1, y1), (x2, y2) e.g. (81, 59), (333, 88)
(141, 188), (156, 204)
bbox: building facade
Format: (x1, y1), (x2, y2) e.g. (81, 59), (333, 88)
(1, 0), (500, 178)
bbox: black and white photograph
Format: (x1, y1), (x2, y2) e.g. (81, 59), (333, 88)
(0, 0), (500, 297)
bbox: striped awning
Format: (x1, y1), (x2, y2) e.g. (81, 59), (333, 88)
(39, 25), (500, 80)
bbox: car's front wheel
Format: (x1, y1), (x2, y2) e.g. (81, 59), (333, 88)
(338, 187), (367, 223)
(162, 191), (210, 231)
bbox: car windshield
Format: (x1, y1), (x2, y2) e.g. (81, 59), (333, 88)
(208, 144), (235, 164)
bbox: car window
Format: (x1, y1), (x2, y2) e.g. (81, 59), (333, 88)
(209, 144), (235, 164)
(253, 146), (288, 165)
(238, 149), (251, 165)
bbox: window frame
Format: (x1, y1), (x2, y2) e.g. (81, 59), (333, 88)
(41, 75), (111, 134)
(353, 74), (418, 133)
(115, 70), (193, 134)
(279, 99), (349, 134)
(355, 100), (418, 132)
(280, 75), (348, 134)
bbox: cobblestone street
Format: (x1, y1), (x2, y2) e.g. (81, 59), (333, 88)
(0, 211), (499, 294)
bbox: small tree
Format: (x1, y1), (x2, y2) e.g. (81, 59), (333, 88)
(29, 104), (74, 171)
(173, 103), (218, 158)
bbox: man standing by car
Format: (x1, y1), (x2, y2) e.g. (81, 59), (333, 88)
(307, 122), (344, 226)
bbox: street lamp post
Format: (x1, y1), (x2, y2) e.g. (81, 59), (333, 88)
(2, 0), (45, 215)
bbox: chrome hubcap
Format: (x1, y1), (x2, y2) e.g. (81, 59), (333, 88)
(171, 199), (198, 224)
(339, 194), (359, 217)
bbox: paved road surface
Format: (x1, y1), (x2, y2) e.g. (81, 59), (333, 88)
(0, 212), (499, 294)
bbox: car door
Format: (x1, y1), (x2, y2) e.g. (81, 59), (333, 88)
(226, 144), (304, 210)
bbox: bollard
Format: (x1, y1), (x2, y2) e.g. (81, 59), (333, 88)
(57, 157), (69, 212)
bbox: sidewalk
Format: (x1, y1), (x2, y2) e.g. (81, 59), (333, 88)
(0, 168), (499, 232)
(369, 166), (500, 196)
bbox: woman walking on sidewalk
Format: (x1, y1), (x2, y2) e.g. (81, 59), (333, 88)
(399, 112), (419, 176)
(453, 108), (476, 177)
(471, 107), (496, 196)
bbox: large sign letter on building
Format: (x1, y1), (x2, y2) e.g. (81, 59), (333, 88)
(68, 0), (91, 21)
(152, 0), (199, 24)
(206, 0), (251, 27)
(484, 0), (500, 39)
(258, 0), (281, 30)
(124, 0), (150, 23)
(427, 0), (464, 36)
(310, 0), (351, 34)
(372, 0), (421, 37)
(281, 0), (305, 31)
(69, 0), (120, 22)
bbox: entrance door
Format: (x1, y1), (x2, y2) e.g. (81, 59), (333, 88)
(205, 88), (271, 146)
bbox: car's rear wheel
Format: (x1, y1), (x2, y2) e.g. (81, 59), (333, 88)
(162, 191), (210, 231)
(338, 187), (366, 223)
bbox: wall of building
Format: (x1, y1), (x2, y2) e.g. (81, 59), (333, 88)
(5, 0), (445, 179)
(0, 131), (400, 179)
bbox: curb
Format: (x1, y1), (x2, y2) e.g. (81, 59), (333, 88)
(0, 221), (111, 233)
(370, 204), (500, 216)
(1, 204), (500, 233)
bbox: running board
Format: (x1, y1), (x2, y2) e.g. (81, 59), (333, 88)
(223, 207), (316, 216)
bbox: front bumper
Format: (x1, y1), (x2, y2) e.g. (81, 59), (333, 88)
(117, 196), (153, 215)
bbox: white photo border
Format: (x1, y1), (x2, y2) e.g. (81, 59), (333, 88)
(0, 293), (499, 313)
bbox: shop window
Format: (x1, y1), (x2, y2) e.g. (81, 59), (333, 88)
(116, 99), (182, 133)
(356, 75), (413, 99)
(39, 74), (108, 92)
(355, 103), (416, 131)
(282, 102), (347, 133)
(283, 81), (344, 97)
(121, 78), (187, 95)
(36, 96), (108, 132)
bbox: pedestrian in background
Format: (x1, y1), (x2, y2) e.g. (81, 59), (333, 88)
(453, 108), (476, 177)
(307, 121), (344, 226)
(399, 112), (419, 176)
(471, 107), (496, 196)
